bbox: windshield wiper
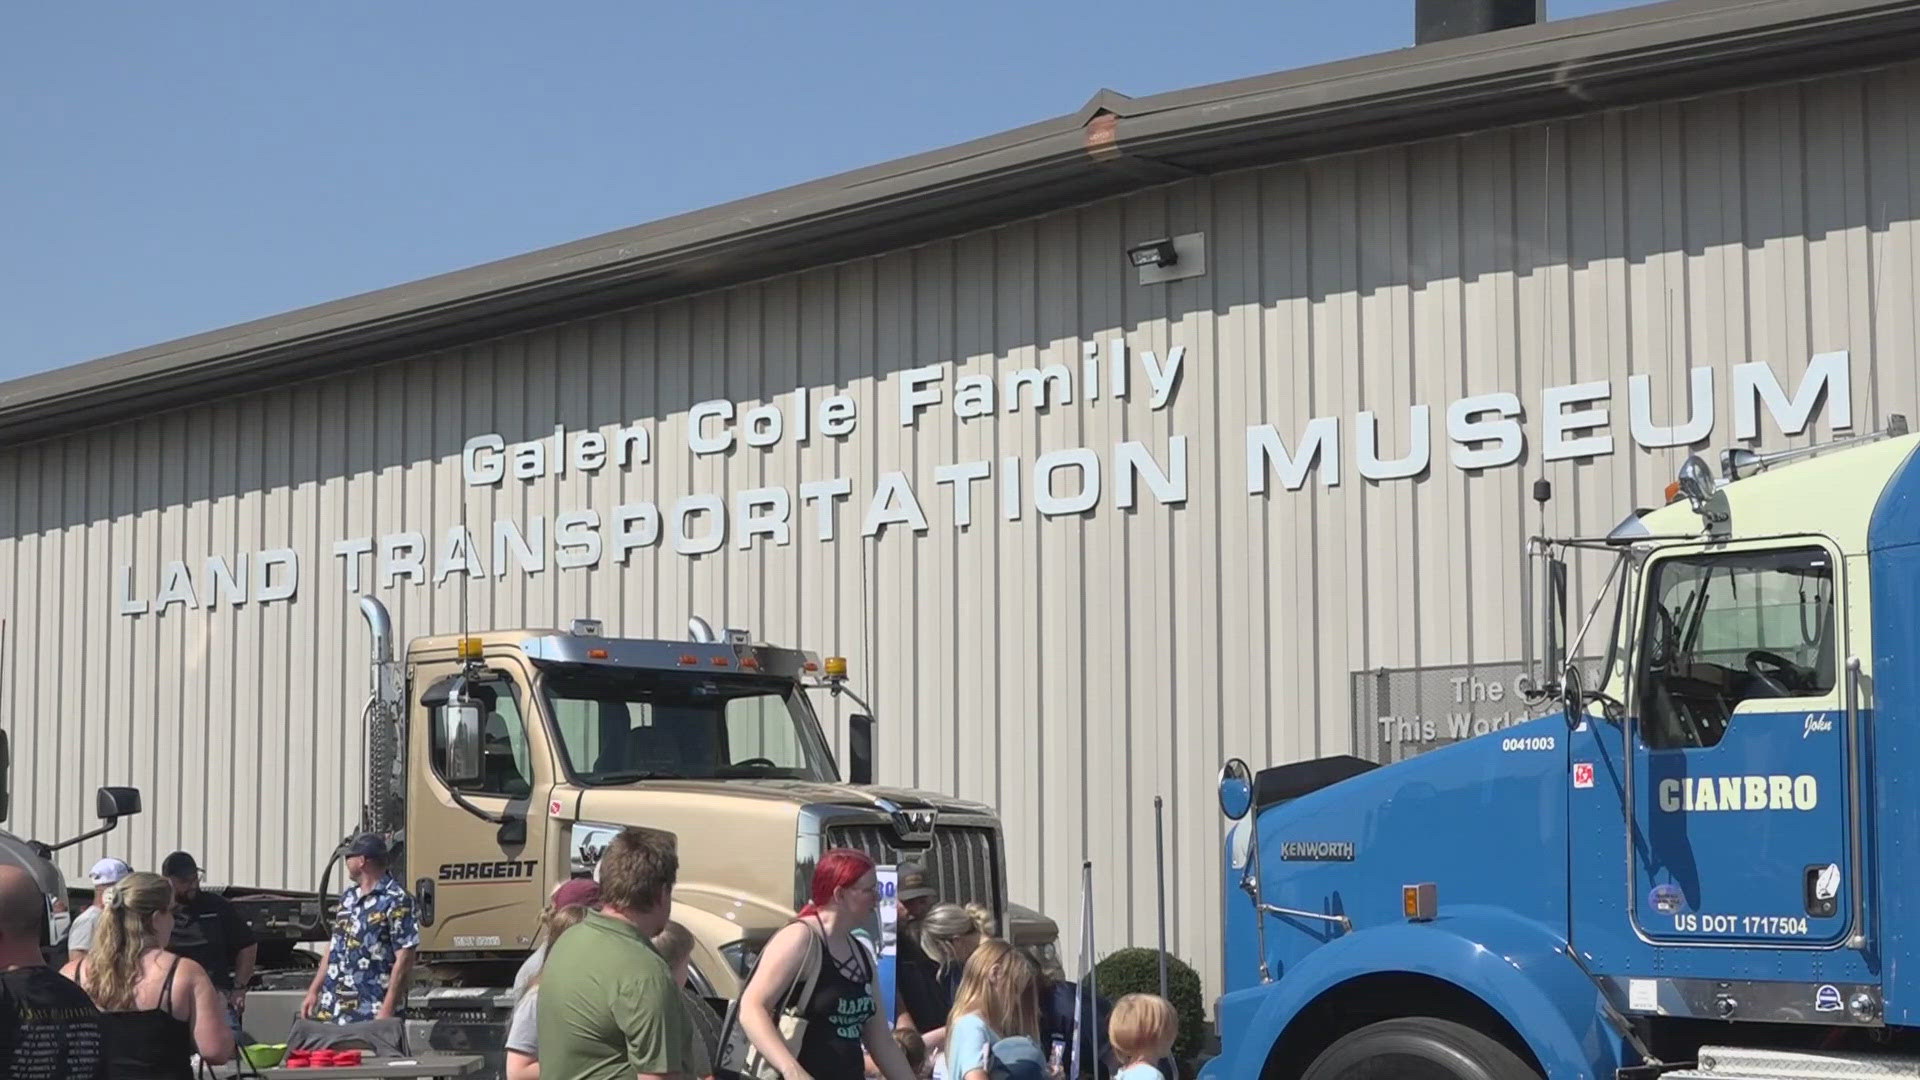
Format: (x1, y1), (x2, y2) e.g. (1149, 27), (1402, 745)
(589, 770), (684, 784)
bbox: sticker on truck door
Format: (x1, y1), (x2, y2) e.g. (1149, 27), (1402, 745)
(570, 822), (623, 876)
(569, 821), (677, 877)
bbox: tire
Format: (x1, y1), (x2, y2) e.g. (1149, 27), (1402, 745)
(1299, 1017), (1540, 1080)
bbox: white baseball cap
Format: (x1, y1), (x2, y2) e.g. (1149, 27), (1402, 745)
(89, 858), (132, 886)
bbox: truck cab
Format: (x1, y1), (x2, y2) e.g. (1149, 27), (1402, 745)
(1204, 421), (1920, 1080)
(237, 599), (1058, 1049)
(399, 618), (1021, 995)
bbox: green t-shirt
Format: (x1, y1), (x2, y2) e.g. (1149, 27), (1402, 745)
(536, 910), (694, 1080)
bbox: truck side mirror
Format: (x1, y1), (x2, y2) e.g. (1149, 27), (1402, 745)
(95, 787), (141, 822)
(46, 786), (142, 854)
(0, 730), (10, 823)
(1217, 759), (1253, 821)
(848, 714), (874, 786)
(441, 703), (485, 787)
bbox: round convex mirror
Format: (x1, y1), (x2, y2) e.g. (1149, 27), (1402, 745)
(1217, 758), (1254, 821)
(1677, 454), (1716, 510)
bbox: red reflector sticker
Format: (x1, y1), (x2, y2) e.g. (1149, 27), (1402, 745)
(1573, 762), (1595, 789)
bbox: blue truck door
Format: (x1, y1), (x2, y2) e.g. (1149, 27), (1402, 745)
(1627, 539), (1858, 948)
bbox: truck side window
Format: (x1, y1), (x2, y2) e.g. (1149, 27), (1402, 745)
(1637, 546), (1836, 751)
(430, 678), (534, 798)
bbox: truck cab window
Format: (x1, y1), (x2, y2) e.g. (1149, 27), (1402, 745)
(429, 678), (534, 798)
(543, 671), (835, 784)
(1637, 546), (1836, 751)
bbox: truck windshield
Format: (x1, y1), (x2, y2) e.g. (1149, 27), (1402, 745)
(541, 669), (838, 784)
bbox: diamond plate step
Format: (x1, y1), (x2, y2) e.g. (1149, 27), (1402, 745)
(1663, 1045), (1920, 1079)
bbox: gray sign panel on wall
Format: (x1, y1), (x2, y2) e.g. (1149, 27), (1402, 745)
(1350, 659), (1605, 763)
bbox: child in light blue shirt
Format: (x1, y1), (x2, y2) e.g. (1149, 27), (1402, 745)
(945, 1012), (998, 1080)
(1108, 994), (1178, 1080)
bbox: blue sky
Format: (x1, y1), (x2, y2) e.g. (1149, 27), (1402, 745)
(1, 0), (1648, 382)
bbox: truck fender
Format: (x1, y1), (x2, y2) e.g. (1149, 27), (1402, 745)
(667, 886), (802, 997)
(1204, 907), (1628, 1080)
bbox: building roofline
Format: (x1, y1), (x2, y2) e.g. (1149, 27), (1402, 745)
(6, 0), (1920, 445)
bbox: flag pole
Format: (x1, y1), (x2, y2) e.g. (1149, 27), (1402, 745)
(1069, 860), (1092, 1080)
(1154, 795), (1169, 1001)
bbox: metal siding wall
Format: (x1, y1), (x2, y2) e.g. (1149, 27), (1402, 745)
(3, 63), (1919, 998)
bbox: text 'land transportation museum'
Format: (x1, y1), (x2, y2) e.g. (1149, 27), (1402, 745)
(5, 0), (1920, 996)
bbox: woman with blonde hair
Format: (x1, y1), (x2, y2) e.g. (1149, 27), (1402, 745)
(894, 903), (989, 1055)
(504, 902), (592, 1080)
(61, 871), (233, 1079)
(943, 938), (1047, 1080)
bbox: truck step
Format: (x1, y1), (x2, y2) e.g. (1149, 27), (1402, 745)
(1662, 1045), (1920, 1080)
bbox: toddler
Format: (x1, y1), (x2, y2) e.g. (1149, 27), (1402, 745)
(1107, 993), (1178, 1080)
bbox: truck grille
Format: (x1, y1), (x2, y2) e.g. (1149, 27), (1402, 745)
(824, 824), (999, 914)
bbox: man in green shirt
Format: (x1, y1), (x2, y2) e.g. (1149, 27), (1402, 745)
(538, 828), (692, 1080)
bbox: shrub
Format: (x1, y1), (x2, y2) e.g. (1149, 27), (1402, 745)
(1091, 947), (1207, 1070)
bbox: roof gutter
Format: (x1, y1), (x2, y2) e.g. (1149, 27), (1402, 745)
(5, 0), (1920, 445)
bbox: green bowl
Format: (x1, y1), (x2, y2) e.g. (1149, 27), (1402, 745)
(242, 1043), (288, 1068)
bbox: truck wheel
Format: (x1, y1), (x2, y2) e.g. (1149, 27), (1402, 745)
(1299, 1017), (1539, 1080)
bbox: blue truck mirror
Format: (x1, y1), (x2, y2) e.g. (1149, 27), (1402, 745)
(1218, 759), (1254, 821)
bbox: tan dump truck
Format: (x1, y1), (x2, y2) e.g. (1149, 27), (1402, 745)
(234, 598), (1058, 1068)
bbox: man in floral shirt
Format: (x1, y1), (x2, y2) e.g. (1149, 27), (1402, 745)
(301, 834), (419, 1024)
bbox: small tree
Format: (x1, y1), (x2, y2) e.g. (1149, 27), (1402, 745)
(1091, 948), (1207, 1070)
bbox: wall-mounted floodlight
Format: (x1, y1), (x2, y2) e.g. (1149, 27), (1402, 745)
(1127, 239), (1179, 269)
(1127, 233), (1205, 285)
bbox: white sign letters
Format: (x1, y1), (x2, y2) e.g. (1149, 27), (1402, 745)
(111, 340), (1853, 615)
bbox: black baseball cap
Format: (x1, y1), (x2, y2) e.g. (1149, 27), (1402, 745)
(345, 833), (390, 860)
(160, 851), (200, 879)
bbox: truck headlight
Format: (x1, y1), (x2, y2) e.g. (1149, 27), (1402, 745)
(720, 940), (760, 980)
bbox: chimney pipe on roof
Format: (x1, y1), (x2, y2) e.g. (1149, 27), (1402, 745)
(1415, 0), (1543, 44)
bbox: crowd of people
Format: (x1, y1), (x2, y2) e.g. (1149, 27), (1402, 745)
(502, 832), (1179, 1080)
(1, 830), (1176, 1080)
(0, 831), (421, 1079)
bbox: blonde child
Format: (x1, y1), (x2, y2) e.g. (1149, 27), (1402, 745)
(1108, 993), (1179, 1080)
(945, 938), (1045, 1080)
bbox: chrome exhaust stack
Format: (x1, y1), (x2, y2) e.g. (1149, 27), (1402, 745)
(359, 597), (405, 836)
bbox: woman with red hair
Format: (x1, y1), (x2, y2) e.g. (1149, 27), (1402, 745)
(739, 849), (918, 1080)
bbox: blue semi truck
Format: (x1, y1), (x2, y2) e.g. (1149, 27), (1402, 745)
(1201, 418), (1920, 1079)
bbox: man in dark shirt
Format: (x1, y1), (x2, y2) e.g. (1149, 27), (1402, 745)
(162, 851), (257, 1037)
(0, 864), (104, 1080)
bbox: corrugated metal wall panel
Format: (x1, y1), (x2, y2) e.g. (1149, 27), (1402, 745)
(3, 61), (1919, 999)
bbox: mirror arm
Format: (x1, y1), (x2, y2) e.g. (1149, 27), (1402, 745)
(1521, 538), (1564, 704)
(446, 788), (511, 826)
(826, 682), (875, 717)
(45, 816), (125, 854)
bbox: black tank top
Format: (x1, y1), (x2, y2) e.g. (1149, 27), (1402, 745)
(794, 920), (877, 1080)
(86, 955), (195, 1080)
